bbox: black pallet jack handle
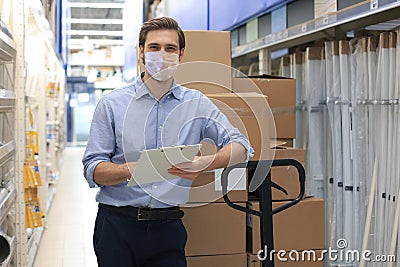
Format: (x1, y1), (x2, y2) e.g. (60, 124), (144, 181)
(221, 159), (306, 267)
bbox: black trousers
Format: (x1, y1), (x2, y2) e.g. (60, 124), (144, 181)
(94, 205), (187, 267)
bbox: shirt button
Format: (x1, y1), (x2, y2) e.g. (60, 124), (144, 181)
(154, 185), (158, 189)
(159, 125), (163, 129)
(150, 204), (154, 208)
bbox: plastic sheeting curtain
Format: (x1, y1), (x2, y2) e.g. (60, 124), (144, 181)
(350, 37), (372, 259)
(279, 30), (400, 267)
(305, 47), (326, 198)
(279, 55), (291, 78)
(291, 52), (307, 150)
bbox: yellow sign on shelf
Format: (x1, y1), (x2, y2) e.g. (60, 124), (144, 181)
(23, 163), (42, 188)
(24, 187), (39, 203)
(25, 202), (43, 228)
(27, 131), (39, 154)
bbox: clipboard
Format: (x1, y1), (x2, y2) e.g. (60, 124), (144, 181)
(127, 144), (202, 186)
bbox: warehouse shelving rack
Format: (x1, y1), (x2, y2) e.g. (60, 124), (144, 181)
(24, 2), (66, 266)
(0, 16), (17, 266)
(232, 0), (400, 58)
(0, 0), (66, 266)
(227, 2), (400, 266)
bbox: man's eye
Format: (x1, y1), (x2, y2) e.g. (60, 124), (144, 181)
(166, 47), (177, 52)
(149, 46), (159, 50)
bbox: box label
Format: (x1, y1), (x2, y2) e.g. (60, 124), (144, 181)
(214, 168), (246, 191)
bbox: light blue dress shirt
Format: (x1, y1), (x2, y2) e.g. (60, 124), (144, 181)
(82, 75), (254, 208)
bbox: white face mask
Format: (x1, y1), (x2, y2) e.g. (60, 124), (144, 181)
(144, 51), (179, 81)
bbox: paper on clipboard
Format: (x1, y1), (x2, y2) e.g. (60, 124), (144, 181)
(127, 144), (202, 186)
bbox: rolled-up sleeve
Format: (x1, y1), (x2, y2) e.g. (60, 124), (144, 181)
(82, 98), (115, 187)
(202, 97), (254, 161)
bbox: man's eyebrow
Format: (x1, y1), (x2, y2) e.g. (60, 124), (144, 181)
(147, 42), (178, 47)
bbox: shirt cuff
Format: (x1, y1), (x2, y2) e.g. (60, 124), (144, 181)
(229, 139), (254, 162)
(86, 160), (107, 188)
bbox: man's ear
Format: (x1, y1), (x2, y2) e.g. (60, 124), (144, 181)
(139, 45), (145, 63)
(179, 48), (185, 62)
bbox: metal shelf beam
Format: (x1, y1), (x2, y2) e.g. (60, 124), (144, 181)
(0, 141), (15, 167)
(0, 184), (16, 225)
(0, 31), (16, 62)
(0, 89), (16, 112)
(232, 1), (400, 58)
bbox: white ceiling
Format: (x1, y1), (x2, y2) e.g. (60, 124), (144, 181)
(67, 0), (124, 48)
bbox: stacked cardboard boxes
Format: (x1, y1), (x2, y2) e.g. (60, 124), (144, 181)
(205, 92), (274, 161)
(261, 146), (306, 201)
(232, 76), (296, 142)
(180, 31), (247, 266)
(176, 31), (232, 94)
(246, 198), (325, 267)
(247, 250), (325, 267)
(189, 169), (247, 203)
(182, 203), (246, 257)
(245, 144), (324, 267)
(188, 254), (247, 267)
(168, 30), (310, 267)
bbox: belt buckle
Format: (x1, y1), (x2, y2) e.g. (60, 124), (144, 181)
(137, 208), (146, 221)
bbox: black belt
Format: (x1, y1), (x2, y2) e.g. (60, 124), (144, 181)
(99, 203), (184, 221)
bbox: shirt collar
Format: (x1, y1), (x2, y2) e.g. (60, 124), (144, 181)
(169, 81), (184, 100)
(134, 73), (184, 100)
(134, 76), (150, 100)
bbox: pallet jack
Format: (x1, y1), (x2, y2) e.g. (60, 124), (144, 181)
(221, 159), (306, 267)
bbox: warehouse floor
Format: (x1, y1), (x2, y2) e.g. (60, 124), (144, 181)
(33, 147), (98, 267)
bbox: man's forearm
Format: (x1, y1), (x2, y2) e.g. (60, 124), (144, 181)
(205, 142), (246, 171)
(93, 162), (136, 186)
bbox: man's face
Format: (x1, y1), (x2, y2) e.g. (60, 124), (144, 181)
(140, 29), (184, 63)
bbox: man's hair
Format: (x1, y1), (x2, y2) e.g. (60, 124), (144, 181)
(139, 17), (185, 50)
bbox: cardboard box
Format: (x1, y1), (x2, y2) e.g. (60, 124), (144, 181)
(183, 203), (246, 256)
(138, 31), (232, 93)
(189, 145), (305, 203)
(273, 138), (294, 147)
(206, 92), (275, 161)
(189, 169), (247, 203)
(247, 197), (324, 254)
(273, 147), (305, 165)
(188, 141), (247, 203)
(248, 251), (324, 267)
(183, 82), (232, 94)
(315, 0), (337, 18)
(232, 76), (296, 139)
(187, 253), (247, 267)
(271, 147), (306, 200)
(176, 31), (232, 94)
(248, 147), (306, 201)
(181, 31), (231, 66)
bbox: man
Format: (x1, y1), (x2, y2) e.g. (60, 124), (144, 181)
(83, 17), (253, 267)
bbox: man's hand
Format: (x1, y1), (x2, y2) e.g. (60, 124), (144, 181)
(167, 142), (247, 180)
(167, 155), (214, 180)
